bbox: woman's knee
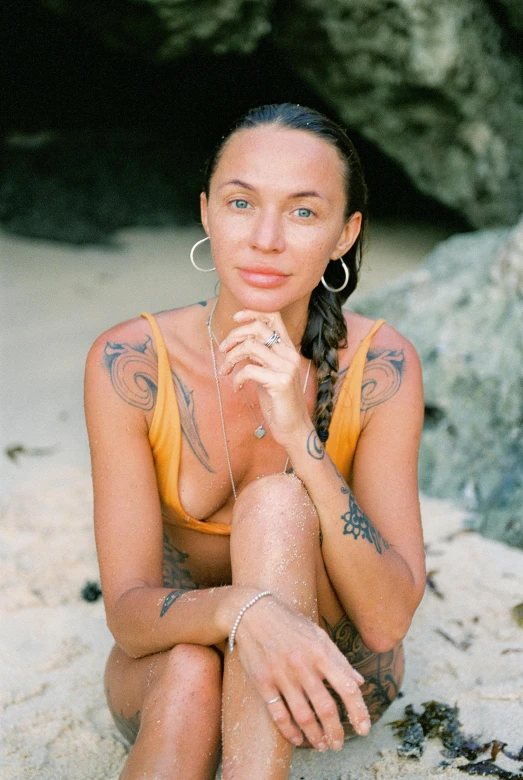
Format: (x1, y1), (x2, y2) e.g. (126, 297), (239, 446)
(161, 643), (223, 690)
(233, 473), (318, 533)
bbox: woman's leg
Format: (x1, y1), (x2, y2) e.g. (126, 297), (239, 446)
(105, 642), (222, 780)
(222, 473), (324, 780)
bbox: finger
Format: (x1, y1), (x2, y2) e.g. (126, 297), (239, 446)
(280, 684), (329, 751)
(220, 321), (293, 353)
(232, 310), (282, 331)
(301, 676), (345, 750)
(219, 339), (292, 377)
(321, 659), (371, 737)
(265, 696), (304, 746)
(232, 363), (295, 394)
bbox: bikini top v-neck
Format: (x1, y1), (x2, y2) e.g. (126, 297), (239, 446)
(140, 311), (385, 535)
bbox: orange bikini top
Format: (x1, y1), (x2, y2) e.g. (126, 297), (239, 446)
(140, 312), (385, 535)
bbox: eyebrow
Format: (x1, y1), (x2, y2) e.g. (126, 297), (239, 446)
(219, 179), (324, 199)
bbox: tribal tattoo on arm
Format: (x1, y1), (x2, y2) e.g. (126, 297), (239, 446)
(361, 349), (405, 411)
(160, 531), (199, 617)
(103, 335), (214, 472)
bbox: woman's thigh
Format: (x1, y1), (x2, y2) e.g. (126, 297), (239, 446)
(314, 546), (404, 737)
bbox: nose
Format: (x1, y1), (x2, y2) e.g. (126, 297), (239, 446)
(250, 209), (285, 253)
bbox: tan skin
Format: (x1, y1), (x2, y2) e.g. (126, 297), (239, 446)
(85, 126), (426, 780)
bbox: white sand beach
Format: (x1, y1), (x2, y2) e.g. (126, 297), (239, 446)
(1, 224), (522, 779)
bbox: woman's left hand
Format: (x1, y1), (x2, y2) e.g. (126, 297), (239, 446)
(218, 309), (312, 446)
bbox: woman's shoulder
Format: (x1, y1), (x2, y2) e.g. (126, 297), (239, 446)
(343, 310), (418, 356)
(88, 300), (212, 357)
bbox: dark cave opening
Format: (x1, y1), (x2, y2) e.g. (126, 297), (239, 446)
(1, 0), (468, 243)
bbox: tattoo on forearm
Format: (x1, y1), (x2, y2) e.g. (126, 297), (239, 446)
(361, 349), (405, 411)
(161, 532), (198, 616)
(321, 615), (404, 730)
(342, 492), (390, 554)
(333, 464), (389, 554)
(160, 589), (187, 617)
(172, 371), (215, 473)
(104, 336), (158, 410)
(306, 429), (325, 460)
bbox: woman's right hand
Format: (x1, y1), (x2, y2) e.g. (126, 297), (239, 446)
(234, 595), (371, 750)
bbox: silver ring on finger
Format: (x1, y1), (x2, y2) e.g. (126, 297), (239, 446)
(266, 695), (282, 706)
(264, 331), (281, 349)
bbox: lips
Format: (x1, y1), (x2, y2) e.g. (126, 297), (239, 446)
(238, 266), (289, 288)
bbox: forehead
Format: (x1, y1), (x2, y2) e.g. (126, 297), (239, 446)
(211, 125), (346, 195)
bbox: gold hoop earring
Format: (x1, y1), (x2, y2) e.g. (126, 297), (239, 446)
(190, 236), (215, 273)
(321, 257), (349, 293)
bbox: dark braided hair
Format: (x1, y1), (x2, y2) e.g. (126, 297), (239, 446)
(203, 103), (368, 444)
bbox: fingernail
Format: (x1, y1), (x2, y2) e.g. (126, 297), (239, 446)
(354, 671), (365, 684)
(359, 718), (371, 735)
(291, 736), (302, 746)
(317, 740), (328, 752)
(332, 739), (343, 751)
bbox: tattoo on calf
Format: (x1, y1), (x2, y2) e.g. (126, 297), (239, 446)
(161, 532), (199, 617)
(342, 492), (390, 554)
(306, 429), (325, 460)
(361, 349), (405, 411)
(106, 684), (141, 745)
(104, 336), (158, 410)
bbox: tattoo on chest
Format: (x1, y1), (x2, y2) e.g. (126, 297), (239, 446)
(103, 334), (214, 473)
(160, 532), (199, 617)
(361, 349), (405, 411)
(104, 336), (158, 410)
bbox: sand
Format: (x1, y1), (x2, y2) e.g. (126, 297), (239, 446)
(1, 224), (522, 779)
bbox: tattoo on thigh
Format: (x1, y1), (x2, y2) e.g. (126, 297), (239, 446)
(161, 532), (199, 616)
(106, 684), (141, 745)
(104, 336), (158, 410)
(361, 349), (405, 411)
(321, 616), (404, 727)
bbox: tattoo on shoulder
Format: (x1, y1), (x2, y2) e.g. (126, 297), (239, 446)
(161, 532), (199, 616)
(104, 336), (158, 410)
(306, 429), (325, 460)
(361, 349), (405, 411)
(172, 371), (215, 473)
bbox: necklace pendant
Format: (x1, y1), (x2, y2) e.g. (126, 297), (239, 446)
(254, 425), (267, 439)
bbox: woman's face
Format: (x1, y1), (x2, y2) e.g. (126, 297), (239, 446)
(201, 125), (361, 312)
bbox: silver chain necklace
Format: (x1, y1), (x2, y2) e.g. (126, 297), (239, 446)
(207, 299), (312, 500)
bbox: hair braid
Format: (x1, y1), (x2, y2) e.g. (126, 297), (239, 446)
(301, 286), (347, 443)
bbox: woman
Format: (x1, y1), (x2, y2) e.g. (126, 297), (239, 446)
(84, 103), (426, 780)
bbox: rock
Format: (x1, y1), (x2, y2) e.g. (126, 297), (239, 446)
(353, 217), (523, 550)
(273, 0), (523, 229)
(41, 0), (275, 56)
(38, 0), (523, 229)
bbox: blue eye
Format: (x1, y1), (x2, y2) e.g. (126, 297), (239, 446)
(232, 199), (249, 209)
(296, 208), (313, 218)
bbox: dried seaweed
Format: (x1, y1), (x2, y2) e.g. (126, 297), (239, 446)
(512, 603), (523, 628)
(390, 701), (523, 778)
(81, 581), (102, 602)
(5, 443), (57, 462)
(426, 569), (445, 599)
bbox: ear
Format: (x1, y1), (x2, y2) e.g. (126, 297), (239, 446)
(331, 211), (362, 260)
(200, 192), (210, 235)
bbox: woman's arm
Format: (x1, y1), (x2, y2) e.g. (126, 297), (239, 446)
(220, 313), (426, 655)
(283, 336), (426, 653)
(84, 322), (260, 658)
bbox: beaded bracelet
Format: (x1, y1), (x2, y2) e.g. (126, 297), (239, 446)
(228, 590), (272, 654)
